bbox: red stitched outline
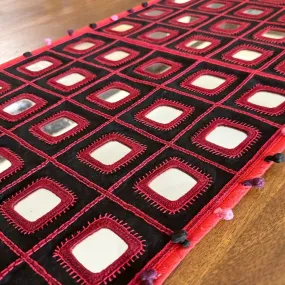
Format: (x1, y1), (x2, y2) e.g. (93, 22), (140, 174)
(53, 214), (145, 285)
(63, 38), (105, 55)
(175, 35), (221, 54)
(253, 25), (285, 44)
(134, 57), (182, 79)
(95, 47), (140, 67)
(0, 94), (47, 122)
(1, 177), (76, 234)
(86, 81), (140, 110)
(274, 59), (285, 75)
(17, 56), (62, 77)
(222, 44), (273, 66)
(210, 19), (250, 35)
(168, 12), (208, 27)
(0, 147), (23, 182)
(181, 69), (237, 96)
(137, 7), (173, 20)
(77, 132), (146, 173)
(0, 80), (11, 95)
(137, 26), (179, 44)
(234, 5), (273, 20)
(165, 0), (194, 7)
(192, 117), (261, 158)
(103, 20), (142, 36)
(236, 84), (285, 116)
(198, 0), (234, 12)
(47, 68), (96, 92)
(277, 14), (285, 23)
(29, 110), (89, 145)
(135, 98), (194, 130)
(134, 157), (212, 214)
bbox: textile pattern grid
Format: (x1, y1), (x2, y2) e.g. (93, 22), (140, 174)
(0, 0), (285, 284)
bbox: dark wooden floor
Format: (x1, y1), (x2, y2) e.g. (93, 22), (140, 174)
(1, 1), (285, 284)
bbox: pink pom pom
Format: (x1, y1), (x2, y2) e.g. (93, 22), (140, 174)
(44, 38), (52, 46)
(214, 208), (234, 221)
(111, 15), (119, 21)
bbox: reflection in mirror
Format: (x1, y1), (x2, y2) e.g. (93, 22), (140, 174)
(98, 89), (130, 103)
(218, 22), (240, 30)
(111, 24), (134, 32)
(232, 49), (262, 61)
(73, 42), (96, 51)
(243, 9), (263, 15)
(186, 40), (211, 49)
(0, 155), (12, 174)
(26, 60), (53, 72)
(3, 99), (36, 115)
(206, 126), (248, 149)
(56, 73), (85, 86)
(247, 91), (285, 108)
(144, 10), (164, 17)
(207, 2), (225, 9)
(147, 31), (170, 40)
(191, 75), (226, 90)
(145, 105), (183, 124)
(262, 29), (285, 40)
(104, 50), (130, 61)
(90, 141), (131, 165)
(177, 15), (198, 24)
(145, 63), (171, 74)
(41, 117), (78, 137)
(14, 189), (61, 222)
(149, 168), (197, 201)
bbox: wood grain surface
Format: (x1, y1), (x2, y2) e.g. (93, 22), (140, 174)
(1, 1), (285, 284)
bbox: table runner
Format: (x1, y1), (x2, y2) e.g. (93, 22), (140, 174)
(0, 0), (285, 284)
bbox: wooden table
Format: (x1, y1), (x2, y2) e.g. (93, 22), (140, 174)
(1, 1), (285, 284)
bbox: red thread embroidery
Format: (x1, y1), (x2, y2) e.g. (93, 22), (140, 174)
(210, 19), (250, 35)
(222, 44), (273, 66)
(191, 118), (261, 158)
(0, 94), (47, 122)
(274, 60), (285, 75)
(86, 82), (140, 110)
(181, 70), (236, 96)
(29, 111), (89, 144)
(104, 21), (142, 36)
(0, 80), (11, 95)
(54, 214), (145, 285)
(17, 56), (62, 77)
(135, 98), (194, 130)
(236, 84), (285, 116)
(77, 133), (146, 173)
(175, 35), (220, 54)
(137, 27), (179, 44)
(1, 178), (76, 234)
(134, 57), (182, 79)
(63, 38), (105, 55)
(134, 157), (212, 214)
(47, 68), (95, 92)
(0, 147), (23, 182)
(168, 13), (208, 27)
(95, 47), (140, 67)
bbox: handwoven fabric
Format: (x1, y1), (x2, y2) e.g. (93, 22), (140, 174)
(0, 0), (285, 284)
